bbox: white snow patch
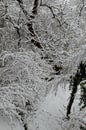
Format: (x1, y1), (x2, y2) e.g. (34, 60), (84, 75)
(0, 85), (80, 130)
(0, 114), (24, 130)
(27, 86), (71, 130)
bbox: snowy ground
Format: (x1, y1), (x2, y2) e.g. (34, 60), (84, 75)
(28, 86), (70, 130)
(0, 114), (24, 130)
(0, 85), (80, 130)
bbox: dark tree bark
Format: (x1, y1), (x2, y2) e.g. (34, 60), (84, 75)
(16, 0), (42, 49)
(27, 22), (36, 37)
(18, 100), (32, 130)
(16, 0), (35, 40)
(23, 123), (28, 130)
(17, 0), (23, 4)
(32, 0), (39, 15)
(19, 112), (28, 130)
(6, 15), (21, 47)
(66, 82), (78, 117)
(31, 39), (42, 48)
(79, 0), (84, 16)
(66, 62), (86, 118)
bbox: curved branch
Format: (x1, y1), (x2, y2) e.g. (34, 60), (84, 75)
(40, 3), (55, 18)
(40, 1), (65, 26)
(6, 15), (21, 46)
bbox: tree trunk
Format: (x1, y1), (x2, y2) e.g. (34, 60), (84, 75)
(66, 84), (78, 117)
(19, 111), (28, 130)
(66, 61), (86, 118)
(32, 0), (39, 15)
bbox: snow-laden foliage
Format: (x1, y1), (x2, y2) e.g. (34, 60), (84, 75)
(0, 50), (53, 119)
(0, 0), (86, 130)
(62, 108), (86, 130)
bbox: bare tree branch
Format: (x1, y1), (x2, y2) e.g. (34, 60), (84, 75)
(40, 0), (68, 27)
(0, 3), (8, 17)
(6, 15), (21, 46)
(16, 0), (42, 49)
(40, 2), (55, 18)
(79, 0), (85, 16)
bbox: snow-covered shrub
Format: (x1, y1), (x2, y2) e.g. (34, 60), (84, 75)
(0, 50), (53, 120)
(62, 108), (86, 130)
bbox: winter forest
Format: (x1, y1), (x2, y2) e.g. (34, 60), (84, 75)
(0, 0), (86, 130)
